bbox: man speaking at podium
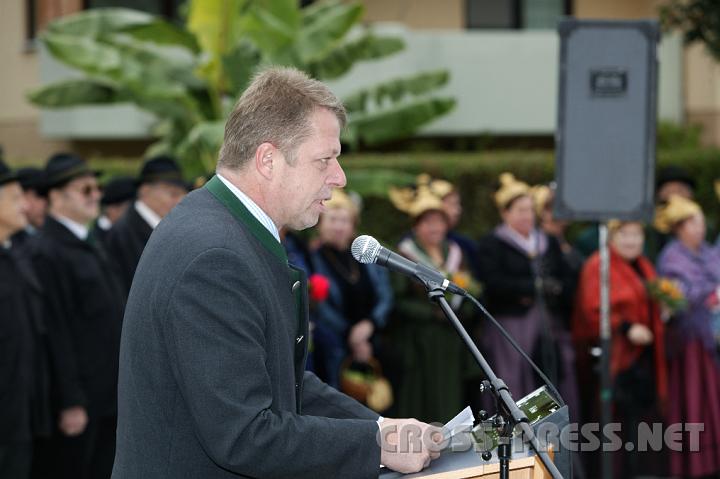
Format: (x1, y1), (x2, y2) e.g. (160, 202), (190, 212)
(111, 68), (439, 478)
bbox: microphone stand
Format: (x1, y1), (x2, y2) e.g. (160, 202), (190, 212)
(424, 282), (563, 479)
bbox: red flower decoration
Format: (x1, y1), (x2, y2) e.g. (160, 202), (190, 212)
(308, 273), (330, 302)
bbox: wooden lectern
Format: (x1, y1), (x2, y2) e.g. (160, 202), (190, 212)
(379, 448), (554, 479)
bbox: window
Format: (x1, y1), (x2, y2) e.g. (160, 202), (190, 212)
(83, 0), (184, 20)
(26, 0), (84, 44)
(466, 0), (571, 30)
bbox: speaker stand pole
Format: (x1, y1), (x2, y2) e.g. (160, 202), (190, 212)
(599, 223), (612, 479)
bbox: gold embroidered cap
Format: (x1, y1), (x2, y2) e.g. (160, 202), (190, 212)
(324, 188), (360, 216)
(495, 173), (530, 210)
(427, 175), (455, 199)
(530, 184), (552, 217)
(654, 194), (702, 234)
(389, 181), (446, 219)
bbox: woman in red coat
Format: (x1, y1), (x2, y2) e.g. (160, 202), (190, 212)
(573, 220), (667, 478)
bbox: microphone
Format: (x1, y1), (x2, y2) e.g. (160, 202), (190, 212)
(351, 235), (466, 295)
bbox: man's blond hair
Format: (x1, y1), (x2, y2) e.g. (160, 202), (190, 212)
(218, 67), (346, 170)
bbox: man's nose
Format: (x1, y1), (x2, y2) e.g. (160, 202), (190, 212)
(328, 159), (347, 188)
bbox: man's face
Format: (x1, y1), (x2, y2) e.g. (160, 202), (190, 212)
(140, 182), (187, 218)
(0, 182), (29, 236)
(23, 189), (47, 228)
(105, 201), (131, 224)
(272, 108), (346, 230)
(51, 174), (101, 225)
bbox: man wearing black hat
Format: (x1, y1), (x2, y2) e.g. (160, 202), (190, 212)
(17, 167), (48, 231)
(30, 152), (125, 479)
(105, 155), (187, 294)
(0, 160), (52, 479)
(92, 176), (136, 246)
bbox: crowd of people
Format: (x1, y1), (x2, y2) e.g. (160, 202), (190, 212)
(2, 146), (720, 478)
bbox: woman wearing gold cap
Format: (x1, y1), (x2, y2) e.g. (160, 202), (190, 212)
(655, 195), (720, 478)
(310, 189), (393, 403)
(387, 181), (479, 423)
(477, 173), (577, 411)
(573, 220), (668, 477)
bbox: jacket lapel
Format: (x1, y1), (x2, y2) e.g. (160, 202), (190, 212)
(204, 176), (288, 264)
(206, 176), (312, 410)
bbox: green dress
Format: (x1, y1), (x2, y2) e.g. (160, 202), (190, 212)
(387, 235), (480, 424)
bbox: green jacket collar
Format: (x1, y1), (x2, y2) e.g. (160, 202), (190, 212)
(205, 175), (288, 265)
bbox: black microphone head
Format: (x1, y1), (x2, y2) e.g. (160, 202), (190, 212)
(351, 235), (381, 264)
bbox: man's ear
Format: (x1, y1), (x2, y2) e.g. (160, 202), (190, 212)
(254, 142), (277, 180)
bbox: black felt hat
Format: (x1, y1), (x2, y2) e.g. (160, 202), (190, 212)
(656, 165), (696, 192)
(101, 176), (137, 206)
(0, 159), (19, 187)
(16, 167), (47, 194)
(44, 152), (101, 191)
(137, 155), (188, 190)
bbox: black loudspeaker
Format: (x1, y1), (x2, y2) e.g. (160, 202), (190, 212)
(554, 19), (659, 221)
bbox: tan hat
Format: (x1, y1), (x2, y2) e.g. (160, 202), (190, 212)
(654, 194), (702, 234)
(530, 184), (552, 217)
(427, 176), (455, 199)
(324, 188), (360, 217)
(390, 181), (446, 219)
(494, 173), (530, 210)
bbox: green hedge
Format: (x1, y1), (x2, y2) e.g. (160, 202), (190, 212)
(339, 148), (720, 245)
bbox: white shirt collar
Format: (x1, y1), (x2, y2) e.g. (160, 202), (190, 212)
(53, 215), (89, 241)
(96, 215), (112, 231)
(216, 174), (281, 243)
(135, 200), (162, 230)
(506, 227), (539, 256)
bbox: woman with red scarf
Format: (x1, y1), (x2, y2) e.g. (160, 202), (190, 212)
(573, 220), (667, 478)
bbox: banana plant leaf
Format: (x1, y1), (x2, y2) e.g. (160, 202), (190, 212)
(307, 34), (404, 80)
(120, 21), (200, 53)
(27, 79), (124, 107)
(176, 120), (225, 176)
(239, 2), (299, 65)
(344, 70), (451, 113)
(46, 7), (154, 37)
(187, 0), (246, 90)
(295, 1), (363, 64)
(344, 97), (456, 147)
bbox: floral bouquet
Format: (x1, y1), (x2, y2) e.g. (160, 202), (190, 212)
(450, 271), (482, 297)
(646, 277), (687, 316)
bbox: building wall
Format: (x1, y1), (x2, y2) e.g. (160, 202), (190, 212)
(2, 0), (720, 158)
(573, 0), (665, 19)
(685, 43), (720, 147)
(361, 0), (464, 29)
(0, 0), (82, 162)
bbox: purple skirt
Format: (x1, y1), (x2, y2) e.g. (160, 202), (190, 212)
(480, 306), (579, 420)
(668, 339), (720, 477)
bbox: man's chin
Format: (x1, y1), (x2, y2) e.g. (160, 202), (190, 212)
(289, 214), (320, 231)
